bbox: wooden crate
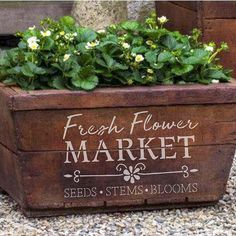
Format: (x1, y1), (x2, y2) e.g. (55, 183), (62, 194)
(156, 1), (236, 77)
(0, 82), (235, 217)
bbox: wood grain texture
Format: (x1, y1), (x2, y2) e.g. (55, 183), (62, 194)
(19, 145), (234, 210)
(6, 82), (236, 111)
(203, 2), (236, 19)
(0, 2), (73, 35)
(203, 19), (236, 74)
(155, 1), (197, 35)
(14, 104), (236, 151)
(170, 1), (197, 12)
(0, 144), (24, 205)
(0, 85), (17, 151)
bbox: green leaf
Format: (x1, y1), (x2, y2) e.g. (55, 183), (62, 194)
(77, 28), (97, 42)
(205, 69), (229, 80)
(171, 64), (194, 76)
(18, 41), (27, 49)
(158, 51), (173, 63)
(145, 51), (157, 64)
(103, 53), (115, 68)
(3, 78), (16, 85)
(132, 46), (147, 54)
(80, 65), (94, 77)
(151, 63), (164, 69)
(72, 75), (98, 90)
(52, 76), (66, 89)
(0, 56), (10, 67)
(132, 36), (143, 46)
(22, 62), (46, 77)
(7, 66), (21, 75)
(34, 66), (46, 75)
(96, 58), (107, 68)
(161, 35), (178, 50)
(113, 63), (128, 70)
(59, 16), (75, 27)
(182, 49), (208, 65)
(193, 49), (208, 58)
(120, 21), (140, 31)
(44, 37), (54, 50)
(21, 63), (34, 77)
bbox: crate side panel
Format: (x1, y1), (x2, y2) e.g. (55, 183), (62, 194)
(14, 104), (236, 151)
(0, 144), (24, 204)
(10, 83), (236, 110)
(156, 1), (197, 34)
(20, 144), (235, 210)
(203, 2), (236, 19)
(0, 86), (17, 151)
(203, 19), (236, 77)
(170, 1), (198, 11)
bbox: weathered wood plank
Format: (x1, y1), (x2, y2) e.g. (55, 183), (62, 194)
(19, 144), (234, 210)
(0, 144), (24, 205)
(170, 1), (197, 12)
(8, 83), (236, 111)
(156, 1), (197, 34)
(203, 19), (236, 73)
(203, 2), (236, 19)
(14, 103), (236, 151)
(0, 86), (17, 151)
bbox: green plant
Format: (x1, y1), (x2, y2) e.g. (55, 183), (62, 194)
(0, 13), (232, 90)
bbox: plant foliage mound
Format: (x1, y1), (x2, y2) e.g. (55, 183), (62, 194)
(0, 13), (232, 90)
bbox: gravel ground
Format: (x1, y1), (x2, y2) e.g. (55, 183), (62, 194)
(0, 157), (235, 236)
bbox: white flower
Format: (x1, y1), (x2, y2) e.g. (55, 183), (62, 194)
(28, 42), (39, 50)
(204, 45), (214, 52)
(85, 40), (100, 49)
(158, 16), (168, 24)
(212, 79), (219, 84)
(122, 42), (130, 49)
(97, 29), (106, 34)
(28, 25), (36, 30)
(41, 30), (51, 37)
(27, 36), (40, 50)
(123, 166), (141, 184)
(59, 31), (65, 36)
(64, 34), (70, 40)
(73, 32), (77, 37)
(131, 52), (136, 57)
(147, 68), (154, 74)
(74, 50), (80, 56)
(63, 54), (71, 62)
(135, 54), (144, 63)
(27, 36), (39, 45)
(146, 40), (153, 46)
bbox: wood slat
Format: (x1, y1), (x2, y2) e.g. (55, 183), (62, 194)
(6, 83), (236, 111)
(19, 144), (234, 210)
(170, 1), (198, 12)
(203, 2), (236, 19)
(203, 19), (236, 77)
(156, 1), (197, 34)
(0, 144), (24, 205)
(14, 103), (236, 151)
(0, 86), (17, 151)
